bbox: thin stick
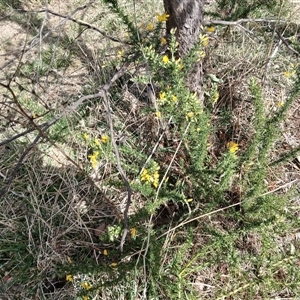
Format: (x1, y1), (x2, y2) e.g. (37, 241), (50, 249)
(19, 8), (129, 45)
(102, 91), (132, 252)
(204, 18), (288, 26)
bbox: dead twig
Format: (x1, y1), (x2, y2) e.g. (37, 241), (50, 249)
(102, 90), (132, 252)
(204, 18), (287, 26)
(18, 8), (130, 45)
(275, 30), (300, 56)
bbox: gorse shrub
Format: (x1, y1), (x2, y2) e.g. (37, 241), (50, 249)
(1, 0), (300, 299)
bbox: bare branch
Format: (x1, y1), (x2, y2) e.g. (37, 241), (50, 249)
(18, 8), (130, 45)
(103, 90), (132, 252)
(276, 30), (300, 56)
(0, 65), (130, 219)
(204, 18), (287, 26)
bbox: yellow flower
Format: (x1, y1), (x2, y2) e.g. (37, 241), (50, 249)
(155, 111), (161, 118)
(277, 101), (284, 107)
(175, 58), (183, 69)
(141, 168), (151, 182)
(171, 95), (178, 102)
(199, 34), (209, 47)
(130, 228), (137, 238)
(159, 91), (166, 101)
(103, 249), (108, 256)
(153, 171), (160, 188)
(66, 274), (73, 282)
(88, 151), (99, 169)
(110, 262), (118, 267)
(83, 133), (89, 141)
(206, 27), (215, 33)
(161, 37), (167, 45)
(186, 112), (194, 119)
(81, 282), (92, 290)
(146, 23), (154, 31)
(157, 13), (170, 22)
(117, 49), (124, 58)
(141, 163), (160, 188)
(83, 296), (89, 300)
(197, 50), (206, 61)
(284, 70), (296, 78)
(101, 135), (109, 143)
(162, 55), (169, 64)
(94, 138), (100, 146)
(227, 141), (239, 154)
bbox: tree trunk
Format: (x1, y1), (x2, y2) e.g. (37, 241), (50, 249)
(163, 0), (204, 99)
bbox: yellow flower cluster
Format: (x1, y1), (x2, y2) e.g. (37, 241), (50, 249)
(88, 151), (99, 169)
(227, 141), (239, 154)
(83, 133), (109, 144)
(141, 163), (160, 188)
(81, 282), (92, 290)
(84, 134), (110, 169)
(158, 91), (178, 105)
(161, 55), (183, 70)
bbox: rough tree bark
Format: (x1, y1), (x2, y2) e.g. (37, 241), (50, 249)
(163, 0), (204, 99)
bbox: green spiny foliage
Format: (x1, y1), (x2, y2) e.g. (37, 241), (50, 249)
(1, 1), (300, 299)
(211, 0), (280, 20)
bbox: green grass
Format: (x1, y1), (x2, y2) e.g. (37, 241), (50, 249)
(0, 0), (300, 299)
